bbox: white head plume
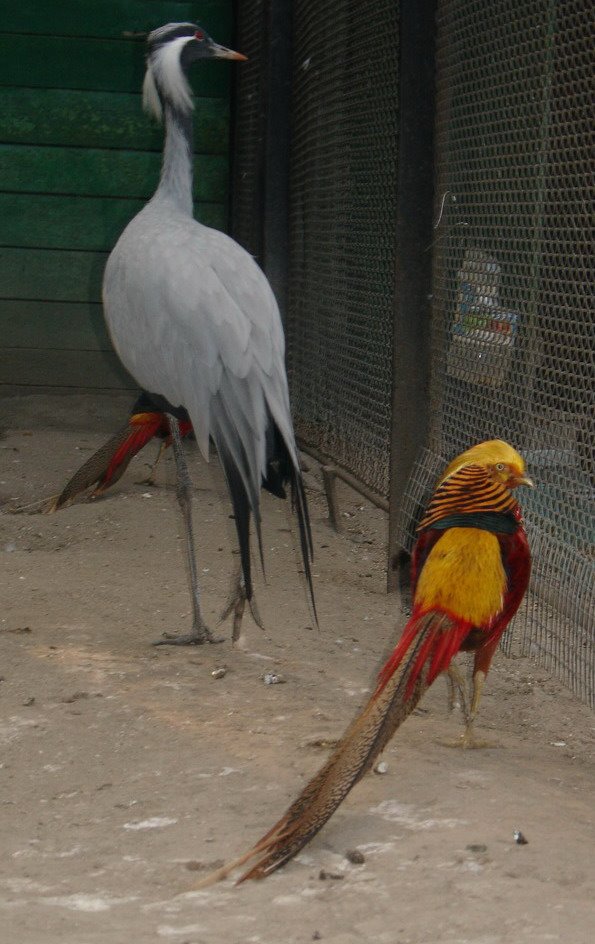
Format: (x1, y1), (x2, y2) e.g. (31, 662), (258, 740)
(143, 27), (196, 122)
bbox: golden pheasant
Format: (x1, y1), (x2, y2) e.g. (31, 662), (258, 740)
(44, 393), (192, 512)
(198, 439), (533, 884)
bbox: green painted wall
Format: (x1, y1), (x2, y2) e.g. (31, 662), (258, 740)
(0, 0), (233, 392)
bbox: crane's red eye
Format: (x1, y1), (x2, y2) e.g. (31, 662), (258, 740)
(194, 30), (205, 41)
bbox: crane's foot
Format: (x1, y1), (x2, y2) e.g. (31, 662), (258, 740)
(152, 619), (225, 647)
(219, 574), (265, 647)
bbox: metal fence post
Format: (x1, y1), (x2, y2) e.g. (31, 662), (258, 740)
(387, 0), (437, 591)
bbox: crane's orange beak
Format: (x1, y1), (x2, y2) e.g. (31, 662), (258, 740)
(209, 43), (248, 61)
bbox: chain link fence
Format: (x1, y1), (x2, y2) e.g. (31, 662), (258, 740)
(398, 0), (594, 706)
(230, 0), (266, 259)
(285, 0), (399, 499)
(233, 1), (593, 706)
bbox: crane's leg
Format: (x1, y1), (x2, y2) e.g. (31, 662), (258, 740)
(153, 415), (223, 646)
(219, 560), (264, 647)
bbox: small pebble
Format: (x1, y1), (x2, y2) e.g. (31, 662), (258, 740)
(514, 830), (529, 845)
(263, 672), (286, 685)
(23, 697), (35, 707)
(346, 849), (365, 864)
(319, 869), (344, 881)
(211, 668), (227, 679)
(374, 761), (389, 775)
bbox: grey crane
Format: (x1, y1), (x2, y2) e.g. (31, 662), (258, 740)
(103, 22), (315, 645)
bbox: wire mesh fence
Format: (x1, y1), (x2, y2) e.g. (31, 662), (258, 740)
(230, 0), (266, 259)
(419, 0), (594, 705)
(233, 0), (593, 706)
(285, 0), (399, 499)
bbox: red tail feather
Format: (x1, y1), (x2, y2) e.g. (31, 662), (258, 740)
(97, 413), (164, 493)
(375, 607), (472, 701)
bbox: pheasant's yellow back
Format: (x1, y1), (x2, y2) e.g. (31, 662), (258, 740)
(414, 453), (522, 626)
(415, 528), (506, 625)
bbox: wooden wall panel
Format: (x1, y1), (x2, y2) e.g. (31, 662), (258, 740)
(0, 194), (225, 250)
(6, 0), (231, 39)
(0, 301), (110, 350)
(0, 145), (227, 201)
(0, 0), (234, 392)
(0, 34), (230, 98)
(0, 249), (107, 302)
(0, 89), (229, 152)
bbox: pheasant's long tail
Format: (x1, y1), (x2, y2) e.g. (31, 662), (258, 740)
(45, 413), (165, 512)
(194, 610), (469, 887)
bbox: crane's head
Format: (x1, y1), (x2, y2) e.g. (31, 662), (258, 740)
(439, 439), (534, 491)
(143, 22), (247, 121)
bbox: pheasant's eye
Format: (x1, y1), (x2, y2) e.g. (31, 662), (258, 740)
(194, 30), (205, 41)
(495, 463), (505, 472)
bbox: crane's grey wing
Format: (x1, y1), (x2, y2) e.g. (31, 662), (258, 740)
(103, 217), (296, 490)
(205, 230), (299, 458)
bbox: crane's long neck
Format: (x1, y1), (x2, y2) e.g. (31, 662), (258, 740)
(155, 104), (194, 215)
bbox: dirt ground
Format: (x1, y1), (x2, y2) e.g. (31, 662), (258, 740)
(1, 393), (594, 944)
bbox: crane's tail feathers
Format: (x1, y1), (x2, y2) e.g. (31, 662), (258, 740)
(214, 408), (317, 618)
(194, 612), (465, 886)
(261, 416), (316, 622)
(216, 439), (255, 601)
(211, 394), (268, 598)
(45, 414), (164, 512)
(291, 466), (318, 626)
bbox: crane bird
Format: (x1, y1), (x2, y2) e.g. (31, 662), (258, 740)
(101, 22), (315, 645)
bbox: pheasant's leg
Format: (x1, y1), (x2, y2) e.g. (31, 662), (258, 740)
(219, 560), (264, 646)
(459, 669), (484, 747)
(137, 440), (167, 487)
(457, 669), (499, 748)
(445, 663), (468, 717)
(441, 668), (499, 749)
(153, 416), (223, 646)
(437, 664), (469, 747)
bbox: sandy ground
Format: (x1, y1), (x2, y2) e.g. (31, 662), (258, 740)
(1, 393), (594, 944)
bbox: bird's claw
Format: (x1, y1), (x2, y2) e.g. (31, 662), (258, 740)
(152, 624), (225, 646)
